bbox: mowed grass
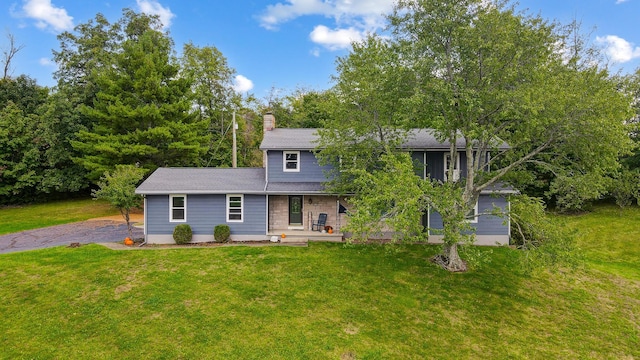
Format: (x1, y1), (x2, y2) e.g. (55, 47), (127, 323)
(0, 204), (638, 359)
(557, 204), (640, 281)
(0, 198), (118, 235)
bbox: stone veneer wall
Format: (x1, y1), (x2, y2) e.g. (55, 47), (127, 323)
(268, 195), (350, 231)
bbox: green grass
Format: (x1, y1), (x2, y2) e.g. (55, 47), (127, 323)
(0, 204), (638, 359)
(0, 199), (118, 235)
(557, 204), (640, 281)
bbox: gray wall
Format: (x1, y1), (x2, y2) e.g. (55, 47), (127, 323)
(428, 194), (509, 236)
(146, 194), (267, 236)
(267, 150), (333, 182)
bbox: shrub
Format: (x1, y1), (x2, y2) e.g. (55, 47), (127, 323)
(214, 224), (230, 243)
(173, 224), (192, 244)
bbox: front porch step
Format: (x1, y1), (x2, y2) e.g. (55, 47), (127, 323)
(279, 236), (308, 244)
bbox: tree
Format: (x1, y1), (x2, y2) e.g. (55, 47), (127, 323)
(1, 31), (25, 80)
(180, 43), (256, 167)
(0, 102), (43, 202)
(318, 35), (416, 193)
(319, 0), (633, 271)
(92, 165), (146, 239)
(70, 11), (209, 180)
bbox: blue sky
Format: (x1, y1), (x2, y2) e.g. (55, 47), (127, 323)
(2, 0), (639, 98)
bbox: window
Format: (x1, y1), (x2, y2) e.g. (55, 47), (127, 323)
(227, 195), (243, 222)
(283, 151), (300, 172)
(466, 201), (479, 223)
(170, 195), (186, 222)
(444, 153), (460, 182)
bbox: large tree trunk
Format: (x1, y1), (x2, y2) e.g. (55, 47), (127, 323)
(432, 242), (468, 272)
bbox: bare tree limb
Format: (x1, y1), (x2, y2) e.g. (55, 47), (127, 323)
(2, 31), (25, 80)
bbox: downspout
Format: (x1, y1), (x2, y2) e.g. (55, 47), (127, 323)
(139, 195), (148, 247)
(265, 181), (269, 235)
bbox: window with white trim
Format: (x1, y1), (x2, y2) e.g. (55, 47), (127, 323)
(444, 153), (460, 182)
(170, 194), (186, 222)
(283, 151), (300, 172)
(466, 201), (479, 223)
(227, 194), (243, 222)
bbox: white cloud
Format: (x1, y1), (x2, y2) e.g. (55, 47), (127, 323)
(595, 35), (640, 63)
(233, 75), (254, 93)
(39, 57), (55, 67)
(309, 25), (363, 50)
(136, 0), (175, 29)
(258, 0), (392, 51)
(21, 0), (73, 32)
(616, 0), (629, 4)
(259, 0), (394, 29)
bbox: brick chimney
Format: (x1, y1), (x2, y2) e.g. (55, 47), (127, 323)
(263, 112), (276, 132)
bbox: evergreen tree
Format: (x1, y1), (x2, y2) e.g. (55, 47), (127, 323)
(71, 14), (209, 180)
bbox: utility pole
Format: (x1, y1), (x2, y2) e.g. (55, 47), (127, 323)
(232, 111), (237, 168)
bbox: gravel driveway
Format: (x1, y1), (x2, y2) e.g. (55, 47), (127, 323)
(0, 219), (144, 254)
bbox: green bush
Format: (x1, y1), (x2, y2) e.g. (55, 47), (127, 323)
(214, 224), (230, 243)
(173, 224), (192, 244)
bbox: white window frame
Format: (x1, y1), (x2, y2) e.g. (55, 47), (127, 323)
(283, 151), (300, 172)
(444, 152), (460, 182)
(226, 194), (244, 223)
(466, 201), (479, 224)
(169, 194), (187, 222)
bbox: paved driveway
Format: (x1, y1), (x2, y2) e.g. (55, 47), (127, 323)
(0, 219), (144, 254)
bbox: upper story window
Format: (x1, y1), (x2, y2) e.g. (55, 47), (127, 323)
(283, 151), (300, 172)
(170, 194), (186, 222)
(227, 194), (243, 222)
(444, 153), (460, 182)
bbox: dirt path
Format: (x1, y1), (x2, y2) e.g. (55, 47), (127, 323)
(0, 215), (144, 254)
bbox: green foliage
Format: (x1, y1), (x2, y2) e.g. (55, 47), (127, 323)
(92, 164), (146, 238)
(213, 224), (231, 243)
(509, 195), (580, 273)
(608, 169), (640, 208)
(0, 102), (43, 202)
(343, 152), (427, 243)
(320, 0), (632, 270)
(173, 224), (193, 244)
(548, 172), (611, 212)
(59, 11), (209, 181)
(0, 76), (87, 204)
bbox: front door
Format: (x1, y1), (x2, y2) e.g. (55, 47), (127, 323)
(289, 196), (303, 226)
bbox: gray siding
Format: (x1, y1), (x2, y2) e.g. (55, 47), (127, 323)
(429, 195), (509, 236)
(146, 194), (266, 236)
(267, 150), (333, 183)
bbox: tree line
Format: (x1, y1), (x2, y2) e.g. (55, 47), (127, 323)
(0, 9), (327, 205)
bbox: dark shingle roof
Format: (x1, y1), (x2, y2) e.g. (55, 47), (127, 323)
(265, 182), (326, 194)
(260, 128), (319, 150)
(136, 168), (266, 194)
(260, 128), (509, 151)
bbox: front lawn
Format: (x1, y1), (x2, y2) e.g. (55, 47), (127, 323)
(0, 204), (638, 359)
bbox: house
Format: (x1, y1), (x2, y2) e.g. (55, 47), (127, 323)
(135, 113), (515, 245)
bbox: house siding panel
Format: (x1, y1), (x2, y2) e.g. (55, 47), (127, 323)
(145, 194), (266, 237)
(267, 150), (332, 182)
(429, 195), (508, 236)
(426, 151), (444, 181)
